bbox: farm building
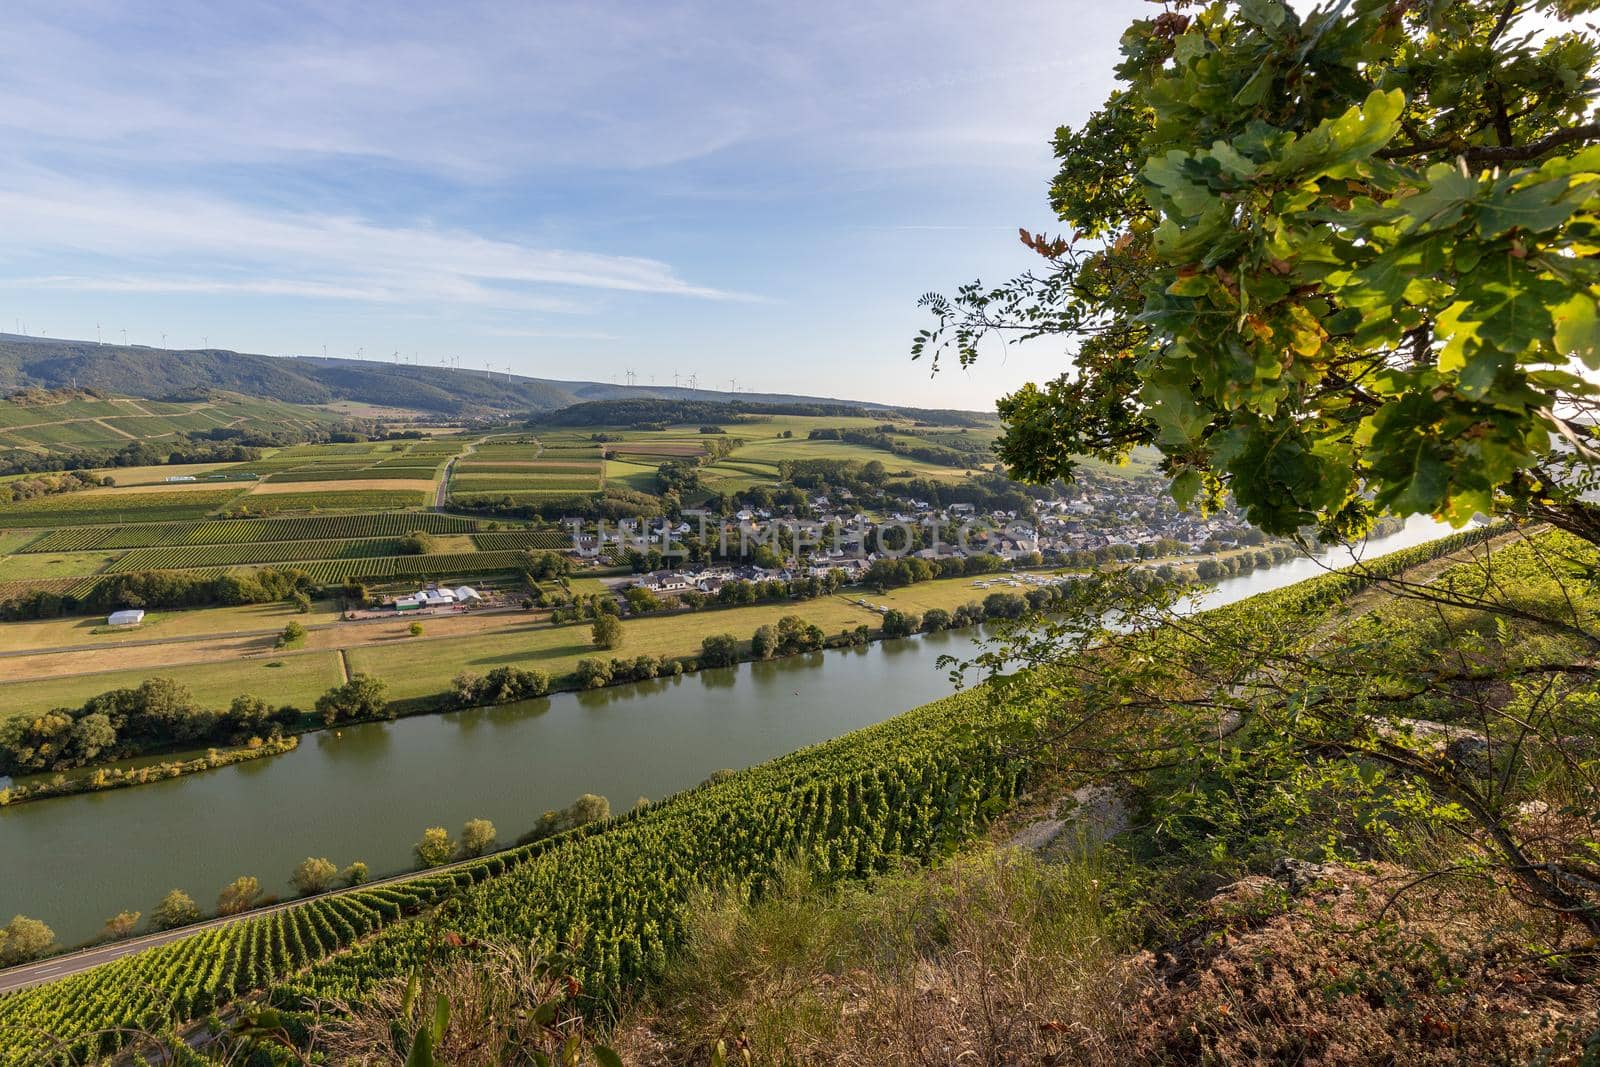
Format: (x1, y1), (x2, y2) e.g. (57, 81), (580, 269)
(107, 609), (146, 627)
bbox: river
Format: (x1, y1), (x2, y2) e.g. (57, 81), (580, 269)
(0, 516), (1452, 945)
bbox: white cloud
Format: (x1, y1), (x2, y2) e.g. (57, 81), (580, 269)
(0, 176), (742, 312)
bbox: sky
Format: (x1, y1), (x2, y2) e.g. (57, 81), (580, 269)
(0, 1), (1144, 411)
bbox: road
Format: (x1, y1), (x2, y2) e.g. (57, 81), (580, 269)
(433, 435), (482, 510)
(0, 847), (501, 995)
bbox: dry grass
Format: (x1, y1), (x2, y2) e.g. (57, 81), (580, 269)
(1123, 863), (1599, 1066)
(612, 851), (1143, 1066)
(607, 849), (1599, 1067)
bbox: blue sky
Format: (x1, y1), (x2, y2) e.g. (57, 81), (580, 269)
(1, 1), (1142, 410)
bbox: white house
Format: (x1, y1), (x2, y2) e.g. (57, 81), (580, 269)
(452, 586), (483, 602)
(107, 609), (146, 627)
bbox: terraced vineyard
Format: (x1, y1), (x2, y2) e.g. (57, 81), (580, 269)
(0, 527), (1499, 1065)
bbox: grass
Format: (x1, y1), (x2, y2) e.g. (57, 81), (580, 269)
(0, 599), (345, 652)
(0, 651), (347, 717)
(0, 550), (119, 580)
(0, 570), (1051, 714)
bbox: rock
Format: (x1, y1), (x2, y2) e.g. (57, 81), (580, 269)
(1272, 857), (1341, 893)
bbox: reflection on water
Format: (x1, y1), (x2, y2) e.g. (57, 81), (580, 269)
(0, 516), (1451, 945)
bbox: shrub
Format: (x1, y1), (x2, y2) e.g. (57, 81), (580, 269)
(881, 609), (921, 638)
(0, 915), (55, 965)
(149, 889), (200, 930)
(316, 673), (389, 726)
(291, 857), (339, 896)
(574, 658), (613, 689)
(700, 633), (740, 668)
(216, 876), (262, 916)
(459, 818), (496, 858)
(340, 861), (369, 887)
(414, 827), (455, 869)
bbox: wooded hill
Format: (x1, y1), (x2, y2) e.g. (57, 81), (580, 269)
(0, 334), (973, 420)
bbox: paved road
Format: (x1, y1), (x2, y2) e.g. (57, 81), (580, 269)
(0, 848), (498, 995)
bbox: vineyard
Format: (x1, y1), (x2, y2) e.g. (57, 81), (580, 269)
(106, 539), (408, 572)
(0, 526), (1501, 1065)
(222, 490), (429, 514)
(18, 512), (480, 553)
(0, 490), (247, 527)
(468, 530), (570, 551)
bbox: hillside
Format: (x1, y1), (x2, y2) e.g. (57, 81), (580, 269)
(0, 334), (959, 420)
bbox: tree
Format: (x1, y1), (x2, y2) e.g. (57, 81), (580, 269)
(216, 876), (262, 917)
(408, 621), (424, 637)
(101, 910), (140, 941)
(574, 657), (613, 689)
(922, 607), (952, 632)
(397, 530), (438, 555)
(0, 915), (55, 965)
(591, 613), (623, 650)
(414, 826), (455, 868)
(916, 0), (1600, 546)
(881, 609), (921, 638)
(290, 590), (312, 614)
(340, 861), (369, 886)
(291, 856), (339, 896)
(316, 673), (389, 726)
(459, 818), (496, 858)
(750, 624), (777, 660)
(149, 888), (201, 930)
(700, 633), (740, 668)
(278, 621), (306, 648)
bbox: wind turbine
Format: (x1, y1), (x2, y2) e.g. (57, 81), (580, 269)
(729, 377), (737, 394)
(120, 328), (127, 345)
(160, 333), (167, 347)
(96, 322), (102, 345)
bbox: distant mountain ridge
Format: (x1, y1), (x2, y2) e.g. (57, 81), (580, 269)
(0, 334), (973, 419)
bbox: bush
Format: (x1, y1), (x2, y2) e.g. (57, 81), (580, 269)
(397, 531), (438, 555)
(316, 673), (389, 726)
(408, 621), (424, 637)
(982, 592), (1028, 620)
(516, 793), (611, 846)
(701, 633), (740, 668)
(881, 609), (921, 638)
(751, 625), (777, 659)
(922, 607), (952, 632)
(0, 915), (55, 965)
(414, 826), (455, 868)
(459, 818), (496, 858)
(574, 658), (613, 689)
(216, 876), (262, 916)
(149, 889), (200, 930)
(291, 857), (339, 896)
(340, 861), (369, 886)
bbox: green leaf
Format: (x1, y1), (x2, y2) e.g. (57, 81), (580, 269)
(1397, 164), (1479, 234)
(1554, 291), (1600, 369)
(532, 998), (560, 1026)
(432, 992), (450, 1044)
(1274, 89), (1404, 176)
(401, 972), (418, 1017)
(593, 1047), (625, 1067)
(1476, 178), (1587, 238)
(1143, 382), (1211, 446)
(405, 1024), (435, 1067)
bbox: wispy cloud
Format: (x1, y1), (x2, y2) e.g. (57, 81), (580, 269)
(0, 176), (744, 312)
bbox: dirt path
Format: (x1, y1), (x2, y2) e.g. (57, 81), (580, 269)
(433, 436), (483, 509)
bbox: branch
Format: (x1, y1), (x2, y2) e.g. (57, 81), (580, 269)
(1380, 123), (1600, 164)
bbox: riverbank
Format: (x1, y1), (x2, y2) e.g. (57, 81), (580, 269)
(0, 737), (297, 807)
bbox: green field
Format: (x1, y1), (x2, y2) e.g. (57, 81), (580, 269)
(0, 651), (347, 717)
(0, 488), (247, 526)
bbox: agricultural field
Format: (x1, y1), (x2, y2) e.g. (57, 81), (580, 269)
(0, 393), (349, 464)
(0, 487), (248, 526)
(448, 434), (605, 504)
